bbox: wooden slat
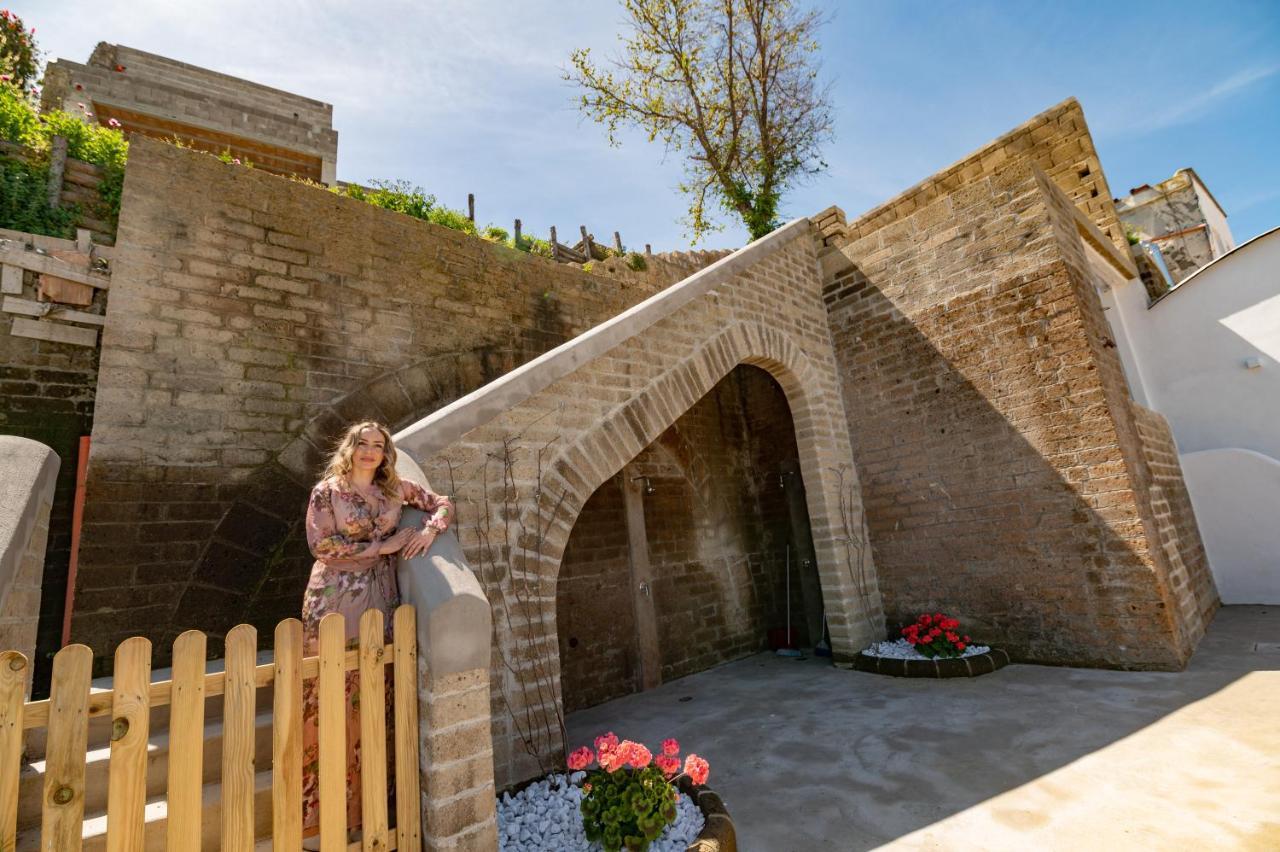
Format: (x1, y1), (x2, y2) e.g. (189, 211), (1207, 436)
(318, 613), (347, 852)
(106, 637), (151, 852)
(41, 644), (93, 851)
(166, 630), (205, 852)
(9, 317), (99, 348)
(359, 610), (389, 850)
(3, 296), (106, 326)
(392, 606), (422, 852)
(0, 651), (28, 851)
(273, 619), (304, 850)
(0, 243), (110, 289)
(0, 264), (21, 295)
(23, 642), (392, 730)
(222, 624), (257, 852)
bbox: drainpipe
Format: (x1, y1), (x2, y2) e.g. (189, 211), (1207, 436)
(60, 435), (90, 647)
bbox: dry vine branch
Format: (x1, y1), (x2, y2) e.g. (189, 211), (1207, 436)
(832, 464), (880, 638)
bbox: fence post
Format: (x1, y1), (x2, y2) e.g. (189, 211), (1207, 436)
(550, 226), (559, 261)
(467, 193), (475, 223)
(580, 226), (594, 260)
(614, 231), (624, 254)
(514, 219), (522, 244)
(47, 136), (68, 209)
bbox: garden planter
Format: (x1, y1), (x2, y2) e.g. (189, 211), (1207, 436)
(676, 776), (737, 851)
(852, 647), (1009, 678)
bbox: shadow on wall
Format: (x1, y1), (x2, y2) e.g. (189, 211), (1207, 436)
(825, 244), (1214, 669)
(155, 345), (518, 663)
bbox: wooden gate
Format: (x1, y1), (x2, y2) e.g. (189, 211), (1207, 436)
(0, 606), (421, 851)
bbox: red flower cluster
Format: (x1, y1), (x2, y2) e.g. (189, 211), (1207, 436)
(567, 732), (711, 785)
(902, 612), (973, 659)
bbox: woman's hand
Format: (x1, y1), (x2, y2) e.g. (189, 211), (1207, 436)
(400, 528), (438, 560)
(376, 527), (417, 556)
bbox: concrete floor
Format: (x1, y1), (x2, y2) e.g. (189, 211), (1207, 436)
(566, 606), (1280, 851)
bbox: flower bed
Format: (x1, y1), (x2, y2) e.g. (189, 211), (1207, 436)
(496, 733), (736, 851)
(855, 612), (1009, 678)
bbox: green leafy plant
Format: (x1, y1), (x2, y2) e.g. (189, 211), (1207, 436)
(567, 734), (710, 851)
(481, 224), (509, 242)
(0, 154), (78, 236)
(0, 83), (128, 231)
(510, 233), (552, 257)
(625, 251), (647, 271)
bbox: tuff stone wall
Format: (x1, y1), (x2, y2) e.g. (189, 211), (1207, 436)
(816, 99), (1215, 668)
(557, 365), (814, 713)
(72, 137), (707, 672)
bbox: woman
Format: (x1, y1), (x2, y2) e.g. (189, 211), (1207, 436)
(300, 420), (452, 846)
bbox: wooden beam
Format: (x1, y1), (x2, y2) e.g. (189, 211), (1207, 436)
(9, 317), (98, 348)
(0, 265), (21, 295)
(21, 643), (392, 730)
(2, 296), (106, 326)
(0, 244), (110, 290)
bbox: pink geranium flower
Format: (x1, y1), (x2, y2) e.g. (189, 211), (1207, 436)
(683, 754), (710, 786)
(655, 755), (680, 778)
(619, 740), (651, 769)
(662, 738), (680, 757)
(567, 746), (594, 771)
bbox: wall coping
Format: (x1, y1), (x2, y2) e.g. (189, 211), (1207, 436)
(394, 217), (812, 460)
(0, 436), (60, 614)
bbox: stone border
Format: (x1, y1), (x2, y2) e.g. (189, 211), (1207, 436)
(852, 648), (1010, 678)
(677, 777), (736, 851)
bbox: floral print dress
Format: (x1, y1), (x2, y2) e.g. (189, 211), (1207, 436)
(301, 475), (452, 836)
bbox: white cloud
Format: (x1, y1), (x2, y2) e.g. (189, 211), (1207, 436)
(1111, 64), (1279, 137)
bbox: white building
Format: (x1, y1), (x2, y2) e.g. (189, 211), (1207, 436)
(1099, 226), (1280, 603)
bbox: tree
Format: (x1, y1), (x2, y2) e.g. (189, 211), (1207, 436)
(0, 9), (39, 92)
(568, 0), (833, 242)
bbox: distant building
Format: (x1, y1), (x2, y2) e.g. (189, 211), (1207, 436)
(1115, 167), (1233, 284)
(42, 43), (338, 184)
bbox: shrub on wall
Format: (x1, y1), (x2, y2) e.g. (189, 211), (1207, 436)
(0, 154), (77, 236)
(0, 82), (128, 232)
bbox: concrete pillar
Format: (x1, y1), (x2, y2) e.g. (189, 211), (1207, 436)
(0, 437), (61, 698)
(397, 452), (498, 850)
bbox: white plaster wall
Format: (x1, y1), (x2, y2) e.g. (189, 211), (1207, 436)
(1181, 449), (1280, 604)
(1098, 228), (1280, 602)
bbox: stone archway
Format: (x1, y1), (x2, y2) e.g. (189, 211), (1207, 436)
(555, 364), (829, 715)
(475, 321), (882, 780)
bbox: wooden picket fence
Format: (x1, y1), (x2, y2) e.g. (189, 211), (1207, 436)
(0, 606), (421, 851)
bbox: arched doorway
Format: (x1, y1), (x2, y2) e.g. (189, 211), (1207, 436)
(556, 365), (825, 713)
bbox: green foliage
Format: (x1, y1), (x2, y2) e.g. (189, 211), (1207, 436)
(0, 83), (129, 230)
(581, 260), (594, 273)
(568, 0), (833, 241)
(216, 148), (254, 168)
(0, 9), (39, 91)
(625, 251), (647, 271)
(580, 765), (678, 851)
(481, 224), (509, 242)
(510, 233), (553, 257)
(0, 155), (78, 237)
(332, 179), (478, 236)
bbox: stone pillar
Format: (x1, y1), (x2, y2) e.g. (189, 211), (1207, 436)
(397, 453), (498, 851)
(0, 437), (60, 698)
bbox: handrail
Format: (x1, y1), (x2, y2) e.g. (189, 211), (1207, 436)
(394, 217), (812, 458)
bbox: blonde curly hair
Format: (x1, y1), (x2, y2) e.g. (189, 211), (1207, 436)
(322, 420), (402, 499)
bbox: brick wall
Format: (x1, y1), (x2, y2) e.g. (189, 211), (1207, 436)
(818, 99), (1215, 668)
(557, 365), (815, 713)
(0, 266), (100, 695)
(72, 137), (711, 671)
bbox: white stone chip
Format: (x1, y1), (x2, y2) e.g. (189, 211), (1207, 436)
(496, 772), (706, 851)
(860, 638), (991, 660)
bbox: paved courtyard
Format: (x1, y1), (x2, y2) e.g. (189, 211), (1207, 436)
(566, 607), (1279, 850)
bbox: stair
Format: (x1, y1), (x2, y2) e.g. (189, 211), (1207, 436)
(16, 652), (284, 849)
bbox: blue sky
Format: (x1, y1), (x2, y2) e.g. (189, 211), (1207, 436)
(18, 0), (1280, 250)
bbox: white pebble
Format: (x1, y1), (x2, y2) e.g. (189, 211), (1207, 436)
(860, 638), (991, 660)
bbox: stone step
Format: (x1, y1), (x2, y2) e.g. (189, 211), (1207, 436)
(15, 768), (274, 852)
(17, 709), (275, 831)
